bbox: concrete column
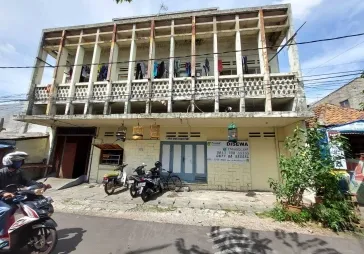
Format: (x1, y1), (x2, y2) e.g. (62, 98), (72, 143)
(25, 34), (47, 116)
(84, 29), (101, 115)
(235, 15), (245, 113)
(146, 20), (155, 114)
(104, 24), (118, 115)
(124, 24), (137, 114)
(190, 16), (196, 113)
(66, 31), (84, 115)
(45, 126), (57, 177)
(286, 6), (306, 111)
(46, 30), (67, 115)
(213, 16), (219, 113)
(168, 20), (175, 113)
(258, 9), (272, 113)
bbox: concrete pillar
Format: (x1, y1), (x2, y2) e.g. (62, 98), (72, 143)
(45, 126), (57, 177)
(286, 6), (306, 111)
(66, 31), (84, 115)
(104, 24), (118, 115)
(168, 20), (175, 113)
(25, 35), (47, 116)
(235, 15), (245, 113)
(146, 20), (155, 114)
(124, 24), (137, 114)
(258, 9), (272, 113)
(84, 29), (101, 115)
(46, 30), (67, 115)
(190, 16), (196, 113)
(213, 16), (219, 113)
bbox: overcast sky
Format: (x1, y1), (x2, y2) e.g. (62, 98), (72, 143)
(0, 0), (364, 104)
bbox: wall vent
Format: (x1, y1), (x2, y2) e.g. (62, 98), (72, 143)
(166, 132), (177, 138)
(104, 132), (115, 137)
(263, 132), (275, 138)
(190, 132), (201, 138)
(178, 132), (189, 138)
(249, 132), (261, 138)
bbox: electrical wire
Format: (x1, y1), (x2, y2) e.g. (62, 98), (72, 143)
(2, 31), (364, 69)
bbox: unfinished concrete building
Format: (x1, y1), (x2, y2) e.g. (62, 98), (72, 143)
(16, 4), (310, 190)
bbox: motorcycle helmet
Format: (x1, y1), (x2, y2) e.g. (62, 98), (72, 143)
(2, 151), (28, 169)
(155, 161), (162, 168)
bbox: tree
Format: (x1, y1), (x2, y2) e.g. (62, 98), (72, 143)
(115, 0), (133, 3)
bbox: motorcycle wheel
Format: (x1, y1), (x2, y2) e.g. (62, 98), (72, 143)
(104, 182), (116, 195)
(141, 189), (150, 202)
(28, 227), (58, 254)
(130, 182), (138, 198)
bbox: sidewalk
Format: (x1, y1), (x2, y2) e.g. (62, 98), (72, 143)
(48, 183), (276, 214)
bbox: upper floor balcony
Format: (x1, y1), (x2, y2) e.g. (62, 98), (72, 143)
(26, 4), (306, 118)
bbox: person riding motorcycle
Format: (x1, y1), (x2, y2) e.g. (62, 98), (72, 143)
(0, 151), (51, 241)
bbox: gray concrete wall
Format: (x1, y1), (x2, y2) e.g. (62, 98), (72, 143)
(311, 78), (364, 109)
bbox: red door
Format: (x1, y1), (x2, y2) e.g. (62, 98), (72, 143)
(59, 142), (77, 179)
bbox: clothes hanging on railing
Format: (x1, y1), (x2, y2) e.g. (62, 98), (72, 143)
(242, 56), (248, 74)
(203, 58), (210, 76)
(65, 66), (73, 83)
(97, 64), (108, 81)
(218, 60), (223, 73)
(136, 63), (143, 79)
(80, 65), (90, 82)
(155, 61), (165, 79)
(153, 62), (159, 78)
(174, 59), (180, 77)
(185, 62), (191, 77)
(140, 62), (146, 77)
(164, 62), (169, 78)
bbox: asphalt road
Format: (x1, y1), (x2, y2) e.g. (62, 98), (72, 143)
(51, 212), (364, 254)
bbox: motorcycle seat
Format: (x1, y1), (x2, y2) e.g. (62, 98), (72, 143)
(103, 172), (119, 178)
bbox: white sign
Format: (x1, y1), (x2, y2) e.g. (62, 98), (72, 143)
(207, 141), (250, 163)
(327, 131), (347, 170)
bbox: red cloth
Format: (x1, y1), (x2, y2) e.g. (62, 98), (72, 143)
(218, 60), (223, 73)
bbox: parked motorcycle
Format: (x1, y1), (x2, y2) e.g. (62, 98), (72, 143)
(138, 161), (164, 202)
(103, 163), (129, 195)
(128, 163), (147, 198)
(0, 183), (57, 253)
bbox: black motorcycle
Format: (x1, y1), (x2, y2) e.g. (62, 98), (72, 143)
(138, 168), (164, 202)
(128, 163), (147, 198)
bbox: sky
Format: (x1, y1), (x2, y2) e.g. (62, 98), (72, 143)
(0, 0), (364, 105)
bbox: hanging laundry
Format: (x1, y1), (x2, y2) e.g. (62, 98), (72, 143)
(153, 62), (159, 78)
(203, 58), (210, 76)
(140, 62), (146, 78)
(98, 65), (108, 81)
(156, 61), (165, 79)
(80, 65), (90, 82)
(242, 56), (248, 74)
(165, 62), (169, 78)
(135, 63), (143, 79)
(218, 60), (223, 73)
(174, 59), (180, 77)
(185, 62), (191, 77)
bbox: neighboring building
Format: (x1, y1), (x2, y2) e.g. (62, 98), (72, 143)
(15, 4), (310, 191)
(0, 102), (50, 178)
(311, 78), (364, 110)
(307, 103), (364, 204)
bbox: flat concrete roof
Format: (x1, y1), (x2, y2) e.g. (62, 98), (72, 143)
(43, 4), (290, 33)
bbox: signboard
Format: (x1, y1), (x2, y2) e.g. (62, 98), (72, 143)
(207, 141), (250, 163)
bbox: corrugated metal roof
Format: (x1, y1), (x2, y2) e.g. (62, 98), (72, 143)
(93, 144), (123, 150)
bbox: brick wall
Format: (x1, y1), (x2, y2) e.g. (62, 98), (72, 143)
(207, 161), (251, 191)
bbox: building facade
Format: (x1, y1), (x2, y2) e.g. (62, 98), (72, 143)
(16, 4), (310, 191)
(311, 78), (364, 110)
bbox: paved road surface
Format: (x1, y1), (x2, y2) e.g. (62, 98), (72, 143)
(52, 213), (364, 254)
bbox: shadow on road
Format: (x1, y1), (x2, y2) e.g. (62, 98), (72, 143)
(175, 238), (210, 254)
(53, 227), (86, 254)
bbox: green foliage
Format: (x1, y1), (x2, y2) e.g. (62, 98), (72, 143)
(268, 205), (311, 225)
(268, 126), (359, 232)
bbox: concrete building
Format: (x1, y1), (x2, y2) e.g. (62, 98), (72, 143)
(15, 4), (310, 191)
(311, 77), (364, 110)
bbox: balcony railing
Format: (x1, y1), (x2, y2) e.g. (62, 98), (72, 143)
(33, 73), (299, 103)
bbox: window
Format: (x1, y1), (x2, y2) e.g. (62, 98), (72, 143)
(94, 144), (124, 165)
(340, 99), (350, 108)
